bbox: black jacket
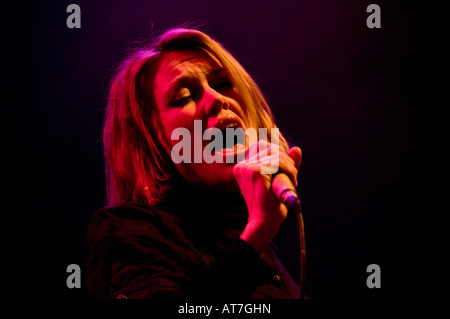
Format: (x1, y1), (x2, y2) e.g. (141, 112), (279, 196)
(86, 185), (299, 299)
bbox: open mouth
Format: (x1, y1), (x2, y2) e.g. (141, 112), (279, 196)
(207, 116), (249, 162)
(215, 126), (247, 161)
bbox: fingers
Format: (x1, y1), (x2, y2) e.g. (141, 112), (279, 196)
(288, 146), (302, 170)
(239, 141), (302, 187)
(277, 151), (299, 187)
(245, 139), (271, 160)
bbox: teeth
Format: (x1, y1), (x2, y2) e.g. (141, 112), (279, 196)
(235, 144), (245, 151)
(224, 124), (237, 129)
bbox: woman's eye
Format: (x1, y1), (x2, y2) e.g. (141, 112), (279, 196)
(170, 88), (192, 107)
(213, 80), (233, 91)
(171, 95), (192, 107)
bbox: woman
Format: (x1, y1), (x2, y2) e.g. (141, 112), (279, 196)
(87, 27), (303, 299)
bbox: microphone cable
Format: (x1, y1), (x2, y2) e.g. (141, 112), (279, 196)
(289, 199), (306, 299)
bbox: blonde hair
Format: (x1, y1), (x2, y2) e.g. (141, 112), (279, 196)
(103, 28), (289, 206)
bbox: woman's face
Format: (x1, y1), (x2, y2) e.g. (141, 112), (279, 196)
(151, 50), (252, 192)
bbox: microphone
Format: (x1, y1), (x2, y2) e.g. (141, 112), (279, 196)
(271, 173), (302, 213)
(272, 172), (306, 299)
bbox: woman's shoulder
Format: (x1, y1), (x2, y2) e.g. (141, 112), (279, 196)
(93, 201), (180, 220)
(87, 201), (181, 241)
(92, 201), (160, 218)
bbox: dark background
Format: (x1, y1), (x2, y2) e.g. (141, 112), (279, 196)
(4, 0), (437, 300)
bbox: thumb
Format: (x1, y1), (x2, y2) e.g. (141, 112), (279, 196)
(288, 146), (302, 170)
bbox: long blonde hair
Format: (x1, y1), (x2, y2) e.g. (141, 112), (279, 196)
(103, 28), (288, 207)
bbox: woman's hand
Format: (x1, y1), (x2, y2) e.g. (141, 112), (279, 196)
(233, 140), (302, 255)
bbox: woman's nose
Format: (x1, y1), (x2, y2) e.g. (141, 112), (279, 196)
(203, 88), (228, 116)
